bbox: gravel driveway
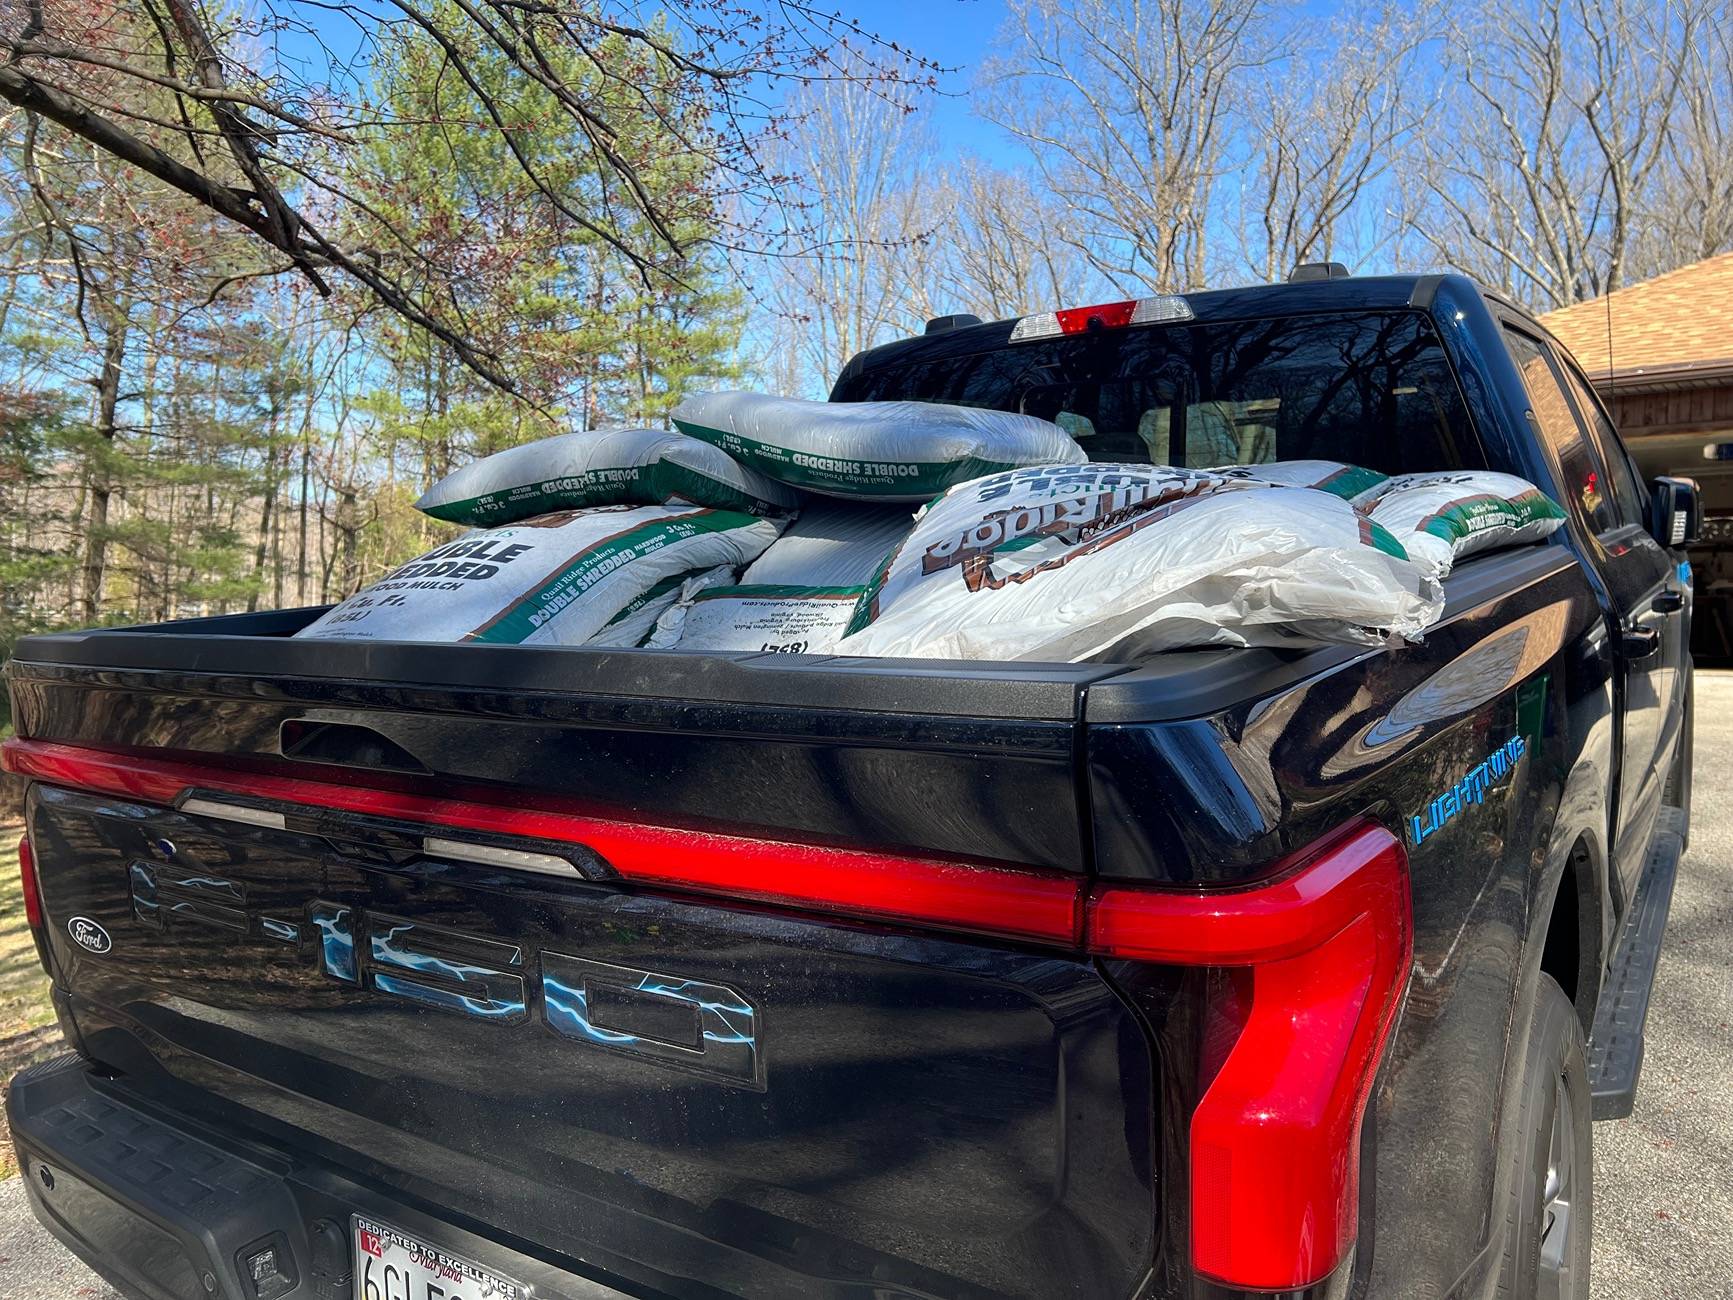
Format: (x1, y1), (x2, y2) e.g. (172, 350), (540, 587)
(1589, 670), (1733, 1298)
(0, 1173), (122, 1298)
(0, 676), (1728, 1299)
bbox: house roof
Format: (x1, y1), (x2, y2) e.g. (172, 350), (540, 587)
(1539, 252), (1733, 386)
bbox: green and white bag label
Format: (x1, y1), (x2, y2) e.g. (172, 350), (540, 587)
(1209, 459), (1389, 501)
(415, 427), (798, 526)
(1363, 471), (1566, 579)
(648, 500), (913, 654)
(297, 505), (782, 647)
(672, 391), (1086, 502)
(659, 583), (867, 655)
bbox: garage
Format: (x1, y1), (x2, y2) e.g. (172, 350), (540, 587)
(1543, 253), (1733, 660)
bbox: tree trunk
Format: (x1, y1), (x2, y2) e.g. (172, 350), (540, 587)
(337, 485), (360, 596)
(297, 420), (312, 604)
(80, 310), (128, 624)
(248, 434), (281, 613)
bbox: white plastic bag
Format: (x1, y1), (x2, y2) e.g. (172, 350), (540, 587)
(649, 502), (912, 654)
(297, 507), (782, 646)
(671, 391), (1085, 501)
(414, 427), (798, 526)
(1208, 459), (1388, 500)
(1360, 471), (1566, 579)
(586, 565), (735, 648)
(836, 464), (1441, 662)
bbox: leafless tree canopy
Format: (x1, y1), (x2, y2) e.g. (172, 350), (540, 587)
(982, 0), (1268, 293)
(1413, 0), (1731, 309)
(766, 0), (1731, 389)
(0, 0), (940, 390)
(1239, 2), (1436, 283)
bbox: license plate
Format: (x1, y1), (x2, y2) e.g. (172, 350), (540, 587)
(353, 1216), (526, 1300)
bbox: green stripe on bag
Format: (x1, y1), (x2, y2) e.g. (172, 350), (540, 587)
(601, 572), (689, 626)
(424, 469), (648, 524)
(698, 583), (866, 601)
(469, 510), (757, 645)
(674, 419), (1015, 496)
(1319, 465), (1389, 500)
(1365, 519), (1412, 561)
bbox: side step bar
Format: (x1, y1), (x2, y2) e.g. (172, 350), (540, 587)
(1586, 805), (1686, 1120)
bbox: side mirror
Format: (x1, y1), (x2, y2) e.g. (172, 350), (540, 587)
(1650, 476), (1701, 549)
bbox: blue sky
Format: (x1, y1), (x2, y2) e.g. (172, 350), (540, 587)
(847, 0), (1014, 156)
(270, 0), (1021, 156)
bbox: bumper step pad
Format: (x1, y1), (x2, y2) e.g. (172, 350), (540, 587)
(1586, 805), (1686, 1121)
(6, 1054), (306, 1300)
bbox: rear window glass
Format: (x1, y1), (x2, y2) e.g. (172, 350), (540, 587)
(831, 310), (1484, 477)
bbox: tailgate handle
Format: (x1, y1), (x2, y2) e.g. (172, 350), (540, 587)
(279, 720), (429, 774)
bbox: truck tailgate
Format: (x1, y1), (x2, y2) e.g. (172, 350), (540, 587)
(5, 641), (1155, 1300)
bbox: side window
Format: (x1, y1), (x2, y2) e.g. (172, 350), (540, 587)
(1554, 354), (1648, 529)
(1504, 328), (1618, 535)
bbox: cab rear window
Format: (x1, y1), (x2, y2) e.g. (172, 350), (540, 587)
(831, 310), (1485, 478)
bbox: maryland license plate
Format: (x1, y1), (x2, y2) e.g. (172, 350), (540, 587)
(353, 1216), (526, 1300)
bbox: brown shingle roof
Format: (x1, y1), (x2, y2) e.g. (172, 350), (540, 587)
(1538, 251), (1733, 380)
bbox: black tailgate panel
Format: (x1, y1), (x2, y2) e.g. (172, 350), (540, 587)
(7, 651), (1098, 870)
(29, 785), (1153, 1299)
(9, 638), (1153, 1299)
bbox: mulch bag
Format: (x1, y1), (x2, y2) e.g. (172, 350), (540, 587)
(586, 565), (734, 648)
(648, 501), (913, 654)
(1358, 471), (1566, 579)
(296, 506), (783, 646)
(835, 464), (1442, 662)
(671, 391), (1085, 501)
(1209, 459), (1388, 500)
(414, 427), (799, 526)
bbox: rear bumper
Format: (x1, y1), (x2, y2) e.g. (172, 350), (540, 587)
(7, 1053), (632, 1300)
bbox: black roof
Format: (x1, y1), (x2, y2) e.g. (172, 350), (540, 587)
(833, 272), (1487, 392)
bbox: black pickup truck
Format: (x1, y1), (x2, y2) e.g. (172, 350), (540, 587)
(3, 273), (1695, 1300)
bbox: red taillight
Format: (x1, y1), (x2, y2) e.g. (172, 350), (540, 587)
(1088, 823), (1412, 1291)
(1055, 299), (1139, 332)
(17, 833), (44, 932)
(1008, 294), (1194, 341)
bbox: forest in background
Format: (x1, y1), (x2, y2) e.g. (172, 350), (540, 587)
(0, 0), (1729, 721)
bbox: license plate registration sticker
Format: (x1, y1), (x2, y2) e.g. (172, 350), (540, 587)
(353, 1216), (527, 1300)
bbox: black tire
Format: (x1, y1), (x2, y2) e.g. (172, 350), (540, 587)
(1497, 974), (1593, 1300)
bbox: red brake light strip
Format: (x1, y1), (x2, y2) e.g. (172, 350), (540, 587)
(2, 738), (1406, 960)
(1, 737), (1083, 945)
(1098, 822), (1414, 1291)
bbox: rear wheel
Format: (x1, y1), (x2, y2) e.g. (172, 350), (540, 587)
(1498, 975), (1593, 1300)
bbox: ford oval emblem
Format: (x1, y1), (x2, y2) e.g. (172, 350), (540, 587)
(67, 916), (112, 955)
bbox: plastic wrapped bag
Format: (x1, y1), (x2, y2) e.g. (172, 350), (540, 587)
(648, 502), (913, 654)
(1208, 459), (1388, 500)
(836, 464), (1442, 662)
(586, 565), (735, 648)
(672, 391), (1085, 501)
(414, 427), (798, 526)
(297, 506), (783, 646)
(1359, 471), (1566, 578)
